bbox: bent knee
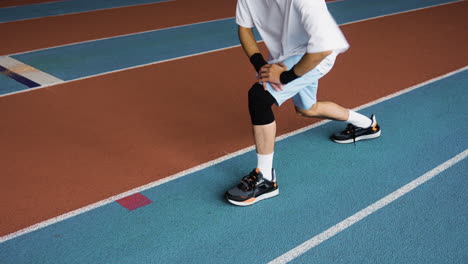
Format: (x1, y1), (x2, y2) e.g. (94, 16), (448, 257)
(295, 104), (319, 117)
(248, 83), (276, 125)
(295, 107), (307, 117)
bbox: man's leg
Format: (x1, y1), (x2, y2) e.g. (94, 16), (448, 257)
(252, 122), (276, 182)
(253, 122), (276, 155)
(248, 83), (278, 181)
(295, 101), (380, 143)
(225, 83), (279, 206)
(295, 101), (350, 121)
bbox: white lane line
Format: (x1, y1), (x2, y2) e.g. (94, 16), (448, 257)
(0, 0), (175, 24)
(268, 149), (468, 264)
(0, 56), (63, 86)
(0, 66), (466, 244)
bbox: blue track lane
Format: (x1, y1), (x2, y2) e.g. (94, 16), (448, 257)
(0, 66), (466, 263)
(293, 160), (467, 264)
(1, 0), (460, 93)
(0, 0), (170, 23)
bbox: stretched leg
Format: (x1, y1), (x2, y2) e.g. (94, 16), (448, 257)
(295, 101), (349, 121)
(296, 101), (373, 127)
(296, 101), (380, 143)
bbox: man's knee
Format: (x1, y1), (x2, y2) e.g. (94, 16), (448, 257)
(295, 103), (319, 117)
(248, 83), (276, 125)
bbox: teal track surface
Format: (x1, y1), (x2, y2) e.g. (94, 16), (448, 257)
(0, 68), (466, 263)
(1, 0), (460, 91)
(294, 161), (467, 264)
(0, 0), (170, 23)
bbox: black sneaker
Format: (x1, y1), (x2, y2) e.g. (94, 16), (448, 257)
(331, 114), (381, 144)
(225, 168), (279, 206)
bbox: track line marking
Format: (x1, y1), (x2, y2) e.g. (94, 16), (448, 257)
(268, 149), (468, 264)
(0, 66), (466, 244)
(0, 0), (175, 24)
(0, 56), (63, 87)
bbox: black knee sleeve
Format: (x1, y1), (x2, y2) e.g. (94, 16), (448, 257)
(248, 83), (277, 125)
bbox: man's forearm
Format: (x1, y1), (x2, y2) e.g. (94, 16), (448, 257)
(238, 26), (261, 58)
(239, 26), (268, 72)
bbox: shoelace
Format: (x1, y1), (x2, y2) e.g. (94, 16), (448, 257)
(344, 123), (357, 145)
(240, 172), (258, 191)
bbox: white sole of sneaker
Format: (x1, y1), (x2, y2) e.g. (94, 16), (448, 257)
(226, 189), (279, 206)
(332, 130), (381, 144)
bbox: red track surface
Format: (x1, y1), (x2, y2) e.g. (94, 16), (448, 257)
(1, 1), (467, 237)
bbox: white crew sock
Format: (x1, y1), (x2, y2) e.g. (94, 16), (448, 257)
(347, 110), (372, 128)
(257, 152), (274, 181)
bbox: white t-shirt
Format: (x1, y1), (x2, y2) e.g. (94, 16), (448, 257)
(236, 0), (349, 74)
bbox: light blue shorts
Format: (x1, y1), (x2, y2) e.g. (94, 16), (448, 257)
(265, 55), (325, 111)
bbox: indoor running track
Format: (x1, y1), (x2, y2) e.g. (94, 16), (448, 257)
(0, 0), (467, 263)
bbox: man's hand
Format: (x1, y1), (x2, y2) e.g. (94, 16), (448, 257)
(258, 63), (288, 91)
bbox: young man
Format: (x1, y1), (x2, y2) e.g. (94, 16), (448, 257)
(225, 0), (381, 206)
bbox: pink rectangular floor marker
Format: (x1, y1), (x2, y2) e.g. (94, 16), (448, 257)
(117, 193), (152, 211)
